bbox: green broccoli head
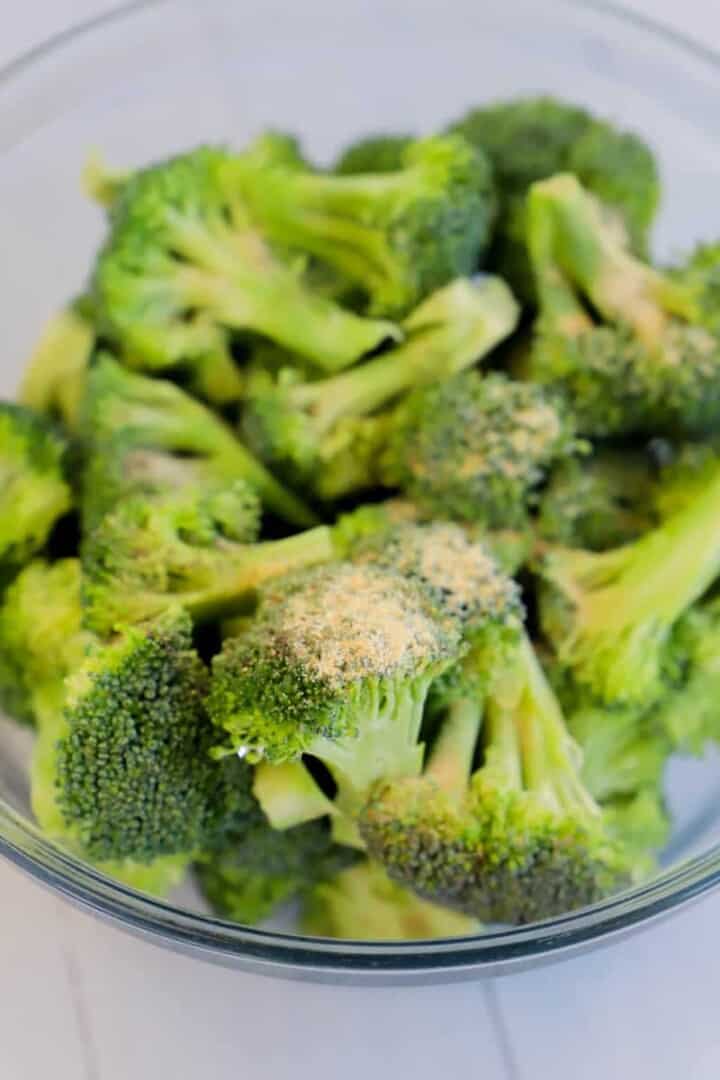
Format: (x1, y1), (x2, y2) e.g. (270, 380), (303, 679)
(242, 276), (520, 493)
(538, 455), (720, 707)
(361, 635), (632, 924)
(334, 135), (414, 176)
(48, 608), (252, 864)
(347, 521), (523, 651)
(538, 447), (659, 550)
(382, 371), (581, 528)
(0, 403), (72, 585)
(651, 602), (720, 755)
(449, 97), (659, 297)
(196, 815), (359, 925)
(527, 174), (720, 437)
(302, 859), (480, 940)
(82, 481), (335, 635)
(81, 355), (317, 528)
(92, 146), (398, 389)
(19, 304), (95, 432)
(208, 562), (461, 835)
(235, 133), (497, 317)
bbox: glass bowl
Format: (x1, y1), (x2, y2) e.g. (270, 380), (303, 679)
(3, 0), (720, 986)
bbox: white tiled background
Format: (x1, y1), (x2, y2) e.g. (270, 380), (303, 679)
(3, 2), (720, 1077)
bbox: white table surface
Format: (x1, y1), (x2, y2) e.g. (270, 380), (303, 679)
(3, 1), (720, 1077)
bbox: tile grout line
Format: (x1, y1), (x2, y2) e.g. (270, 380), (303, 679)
(54, 902), (102, 1080)
(483, 982), (522, 1080)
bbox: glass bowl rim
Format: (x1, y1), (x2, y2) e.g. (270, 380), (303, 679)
(3, 0), (720, 975)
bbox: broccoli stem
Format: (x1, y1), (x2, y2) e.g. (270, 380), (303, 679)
(425, 696), (483, 801)
(532, 174), (694, 344)
(172, 221), (398, 373)
(512, 637), (598, 819)
(313, 676), (431, 822)
(236, 167), (413, 297)
(580, 459), (720, 638)
(253, 761), (335, 829)
(294, 277), (518, 435)
(189, 525), (337, 620)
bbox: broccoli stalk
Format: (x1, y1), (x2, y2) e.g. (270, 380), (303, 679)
(242, 276), (520, 492)
(82, 355), (317, 528)
(361, 634), (631, 924)
(92, 147), (399, 392)
(527, 174), (720, 436)
(235, 134), (497, 316)
(539, 456), (720, 707)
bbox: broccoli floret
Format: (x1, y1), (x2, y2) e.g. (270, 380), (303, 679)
(82, 481), (337, 634)
(538, 448), (658, 550)
(347, 520), (523, 657)
(19, 304), (95, 431)
(196, 815), (358, 925)
(538, 456), (720, 707)
(242, 276), (520, 494)
(449, 97), (658, 297)
(0, 403), (72, 584)
(527, 174), (720, 436)
(334, 135), (414, 176)
(81, 355), (317, 528)
(235, 134), (497, 317)
(361, 634), (632, 924)
(381, 370), (581, 528)
(0, 559), (188, 894)
(302, 859), (481, 940)
(43, 607), (253, 864)
(208, 562), (462, 834)
(92, 147), (398, 394)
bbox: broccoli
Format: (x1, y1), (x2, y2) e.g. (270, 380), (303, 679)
(302, 859), (480, 940)
(40, 606), (256, 865)
(527, 174), (720, 437)
(361, 634), (632, 924)
(0, 403), (72, 585)
(235, 134), (497, 317)
(334, 135), (414, 176)
(652, 601), (720, 755)
(81, 355), (317, 528)
(0, 560), (188, 894)
(381, 370), (581, 528)
(208, 562), (462, 834)
(242, 276), (520, 494)
(449, 97), (659, 297)
(538, 448), (658, 550)
(0, 559), (90, 726)
(196, 814), (358, 925)
(19, 304), (95, 431)
(91, 147), (398, 397)
(538, 455), (720, 708)
(601, 789), (671, 865)
(81, 480), (337, 635)
(82, 151), (130, 208)
(347, 520), (523, 659)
